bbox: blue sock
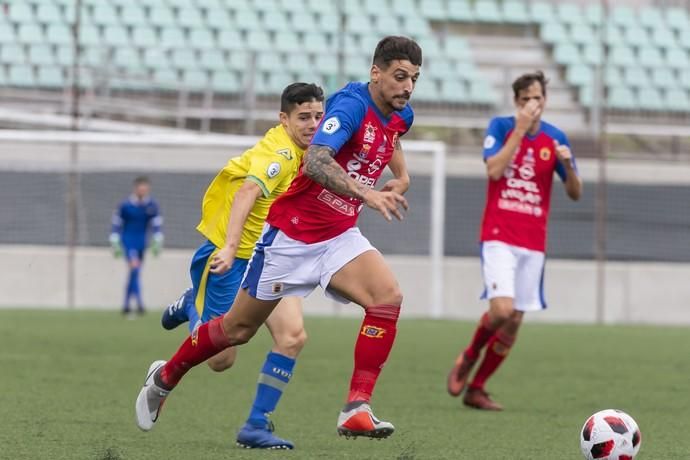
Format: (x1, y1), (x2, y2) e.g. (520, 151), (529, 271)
(129, 267), (143, 310)
(247, 352), (296, 428)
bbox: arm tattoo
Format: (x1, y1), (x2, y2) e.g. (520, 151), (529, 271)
(304, 145), (369, 200)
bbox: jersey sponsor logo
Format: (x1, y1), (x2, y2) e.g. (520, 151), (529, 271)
(498, 198), (543, 217)
(367, 156), (383, 175)
(484, 135), (496, 149)
(267, 162), (281, 178)
(361, 324), (386, 338)
(321, 116), (340, 134)
(363, 122), (377, 143)
(276, 148), (292, 160)
(317, 189), (356, 216)
(346, 156), (377, 187)
(539, 147), (551, 161)
(518, 164), (535, 180)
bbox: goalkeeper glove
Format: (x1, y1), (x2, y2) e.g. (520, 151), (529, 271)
(151, 233), (164, 257)
(109, 233), (123, 258)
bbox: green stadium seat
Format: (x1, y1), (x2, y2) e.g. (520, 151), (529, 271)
(104, 26), (130, 47)
(502, 1), (530, 25)
(680, 68), (690, 88)
(404, 16), (432, 37)
(28, 44), (54, 66)
(79, 25), (101, 47)
(416, 37), (442, 58)
(455, 61), (478, 81)
(376, 15), (404, 35)
(341, 0), (364, 16)
(83, 46), (109, 67)
(638, 7), (665, 31)
(55, 45), (72, 66)
(285, 52), (311, 74)
(46, 24), (72, 46)
(651, 67), (677, 89)
(316, 14), (340, 33)
(412, 77), (438, 102)
(474, 0), (503, 23)
(578, 85), (592, 107)
(252, 0), (280, 14)
(604, 66), (623, 86)
(189, 29), (215, 50)
(113, 48), (143, 70)
(36, 3), (63, 25)
(258, 72), (294, 95)
(227, 50), (249, 71)
(245, 30), (272, 51)
(256, 51), (281, 71)
(153, 68), (180, 90)
(637, 87), (664, 111)
(234, 10), (261, 32)
(181, 69), (209, 91)
(570, 23), (596, 46)
(7, 3), (34, 24)
(444, 36), (472, 61)
(36, 66), (64, 88)
(211, 70), (241, 93)
(447, 0), (475, 22)
(540, 23), (568, 45)
(17, 24), (44, 45)
(225, 0), (251, 14)
(0, 23), (16, 44)
(345, 13), (373, 35)
(8, 64), (35, 87)
(206, 8), (232, 30)
(363, 0), (390, 16)
(315, 53), (338, 75)
(0, 44), (26, 65)
(469, 79), (496, 105)
(149, 7), (177, 28)
(426, 58), (455, 79)
(529, 2), (555, 23)
(623, 26), (649, 48)
(263, 11), (290, 32)
(120, 6), (147, 27)
(178, 7), (205, 29)
(199, 49), (226, 71)
(603, 24), (625, 46)
(131, 27), (157, 48)
(160, 27), (186, 48)
(611, 6), (638, 28)
(302, 31), (331, 53)
(345, 54), (369, 80)
(91, 4), (120, 27)
(274, 31), (300, 52)
(651, 28), (677, 49)
(665, 47), (690, 70)
(440, 79), (468, 103)
(584, 4), (603, 26)
(664, 88), (690, 111)
(419, 0), (447, 22)
(295, 71), (324, 87)
(638, 47), (664, 68)
(582, 44), (603, 65)
(608, 86), (636, 110)
(610, 46), (636, 66)
(623, 66), (650, 88)
(171, 49), (198, 70)
(565, 64), (593, 87)
(278, 0), (306, 12)
(665, 8), (690, 32)
(143, 49), (171, 71)
(360, 34), (382, 54)
(217, 30), (243, 51)
(167, 0), (201, 9)
(556, 3), (584, 25)
(553, 43), (581, 65)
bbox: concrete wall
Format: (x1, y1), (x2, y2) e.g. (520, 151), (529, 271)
(3, 245), (688, 325)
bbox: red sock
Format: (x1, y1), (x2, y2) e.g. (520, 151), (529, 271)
(159, 316), (231, 388)
(347, 304), (400, 403)
(463, 312), (497, 361)
(468, 330), (516, 391)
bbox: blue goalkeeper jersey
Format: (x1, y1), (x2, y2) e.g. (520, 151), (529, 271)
(111, 195), (163, 250)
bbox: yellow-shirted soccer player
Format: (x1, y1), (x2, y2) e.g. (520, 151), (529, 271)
(160, 83), (324, 449)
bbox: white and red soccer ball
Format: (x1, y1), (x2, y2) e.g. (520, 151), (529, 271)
(580, 409), (642, 460)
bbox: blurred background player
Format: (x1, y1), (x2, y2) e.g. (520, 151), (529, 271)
(156, 83), (324, 449)
(110, 176), (163, 316)
(135, 35), (421, 441)
(447, 71), (582, 410)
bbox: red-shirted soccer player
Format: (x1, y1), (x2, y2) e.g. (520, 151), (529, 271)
(135, 36), (422, 440)
(447, 71), (582, 410)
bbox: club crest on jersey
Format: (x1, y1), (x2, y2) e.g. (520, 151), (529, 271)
(276, 148), (292, 160)
(322, 116), (340, 134)
(267, 162), (281, 178)
(361, 325), (386, 338)
(539, 147), (551, 161)
(363, 122), (377, 143)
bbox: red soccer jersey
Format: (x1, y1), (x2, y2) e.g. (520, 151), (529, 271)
(480, 116), (575, 252)
(267, 82), (414, 243)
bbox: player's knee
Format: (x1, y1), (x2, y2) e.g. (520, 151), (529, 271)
(207, 355), (235, 372)
(228, 324), (256, 346)
(275, 328), (308, 356)
(372, 283), (403, 307)
(489, 299), (514, 324)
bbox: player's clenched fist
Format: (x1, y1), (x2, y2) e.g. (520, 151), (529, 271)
(554, 140), (573, 165)
(363, 189), (409, 222)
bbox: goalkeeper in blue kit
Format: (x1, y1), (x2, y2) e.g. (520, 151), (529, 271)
(110, 176), (163, 315)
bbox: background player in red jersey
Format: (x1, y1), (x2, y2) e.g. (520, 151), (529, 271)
(135, 36), (422, 441)
(447, 71), (582, 410)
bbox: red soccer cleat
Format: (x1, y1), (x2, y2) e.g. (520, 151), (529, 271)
(446, 352), (477, 397)
(463, 388), (504, 411)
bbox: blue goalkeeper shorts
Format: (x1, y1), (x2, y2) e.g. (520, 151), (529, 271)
(189, 240), (249, 324)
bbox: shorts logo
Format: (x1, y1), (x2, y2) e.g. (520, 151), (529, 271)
(272, 282), (283, 294)
(361, 325), (386, 338)
(484, 135), (496, 149)
(539, 147), (551, 161)
(276, 148), (292, 160)
(322, 117), (340, 134)
(267, 162), (281, 178)
(492, 282), (498, 291)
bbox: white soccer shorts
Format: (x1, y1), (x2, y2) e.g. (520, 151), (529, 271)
(480, 240), (547, 311)
(242, 224), (376, 303)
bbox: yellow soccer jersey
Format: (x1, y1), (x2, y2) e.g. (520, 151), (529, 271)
(196, 124), (304, 259)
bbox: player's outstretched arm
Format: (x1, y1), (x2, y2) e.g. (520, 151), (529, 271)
(209, 181), (263, 274)
(381, 138), (410, 195)
(304, 144), (408, 221)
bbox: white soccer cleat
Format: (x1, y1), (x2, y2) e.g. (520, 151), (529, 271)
(336, 403), (395, 439)
(135, 360), (169, 431)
